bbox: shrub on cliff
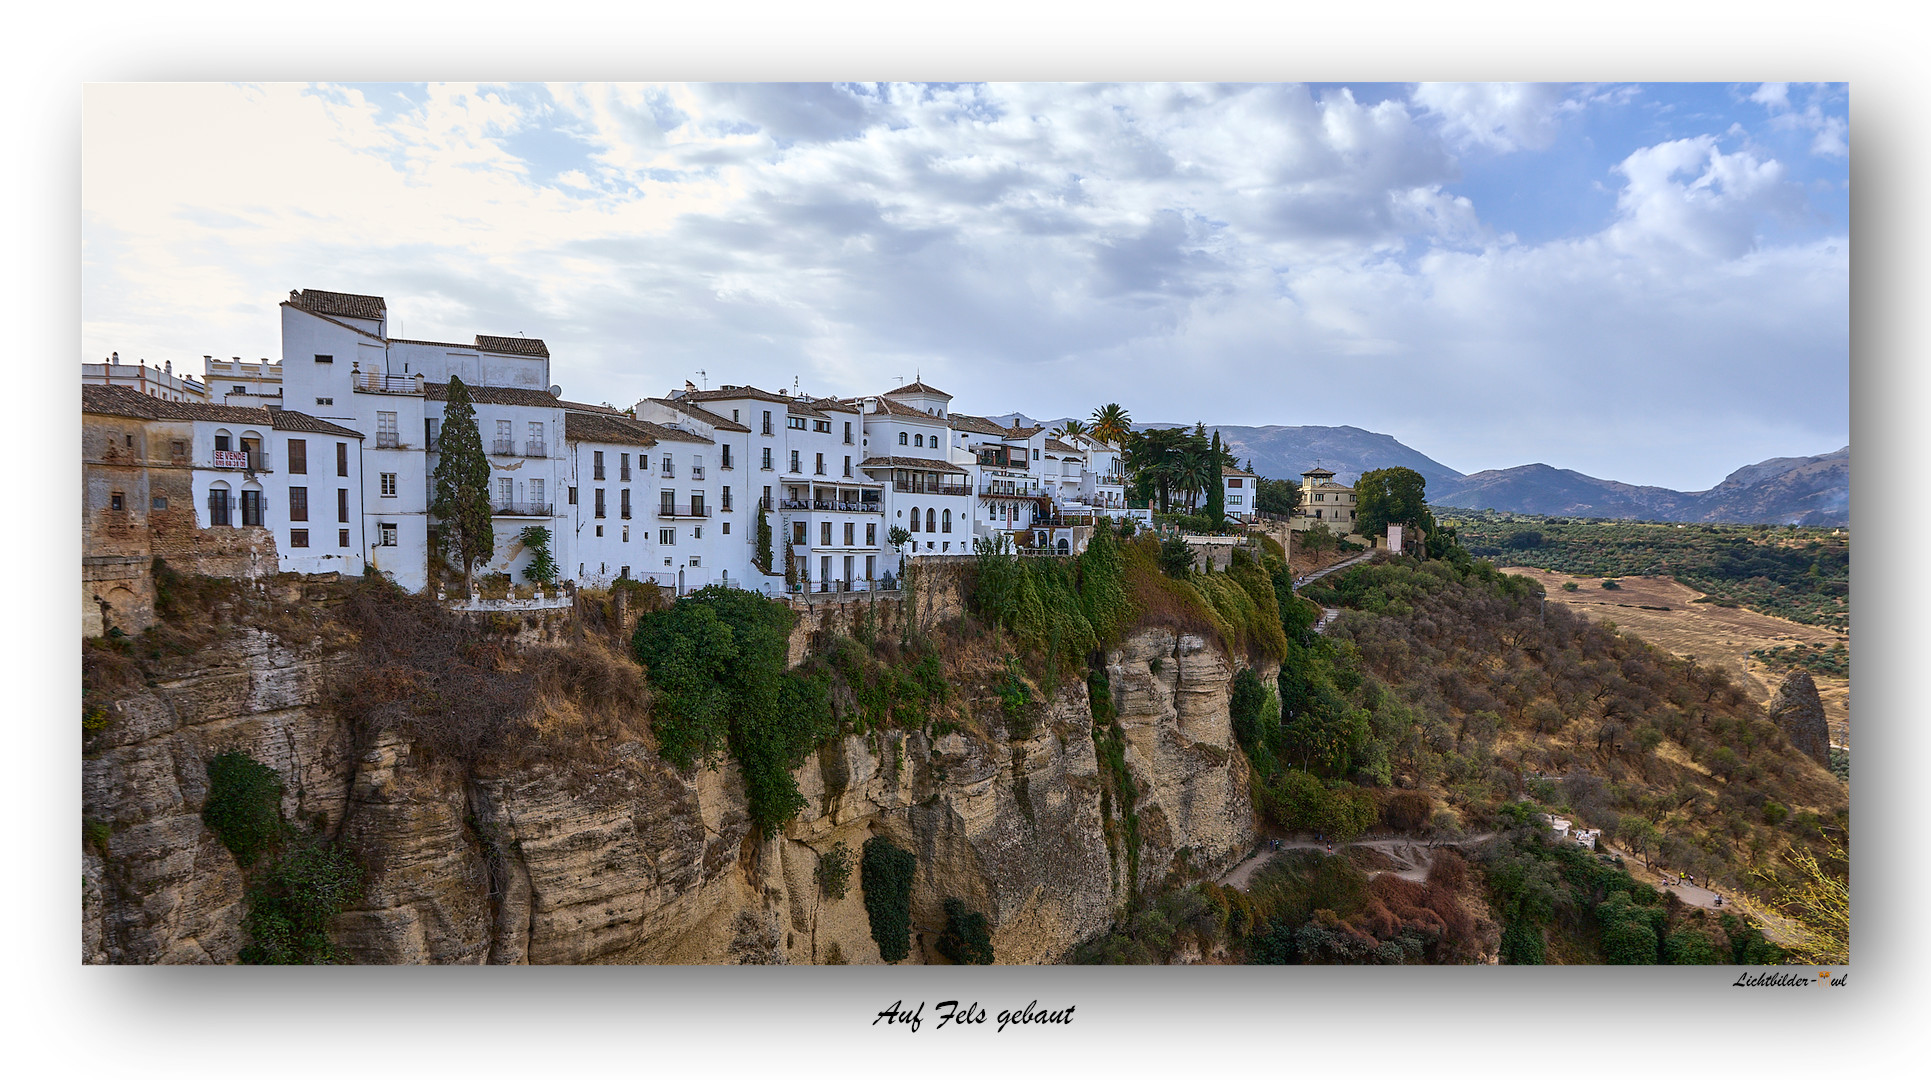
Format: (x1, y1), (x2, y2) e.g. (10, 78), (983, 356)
(937, 897), (996, 964)
(203, 751), (285, 868)
(861, 837), (916, 962)
(240, 840), (364, 965)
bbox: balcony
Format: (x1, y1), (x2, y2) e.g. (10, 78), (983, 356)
(779, 499), (884, 514)
(525, 441), (548, 458)
(659, 504), (710, 519)
(892, 481), (971, 497)
(691, 466), (705, 480)
(352, 371), (422, 394)
(492, 501), (554, 518)
(491, 439), (516, 456)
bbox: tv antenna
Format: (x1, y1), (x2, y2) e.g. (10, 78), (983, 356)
(696, 369), (708, 390)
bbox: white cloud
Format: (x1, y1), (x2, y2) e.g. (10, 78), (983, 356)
(1412, 82), (1577, 153)
(81, 82), (1847, 490)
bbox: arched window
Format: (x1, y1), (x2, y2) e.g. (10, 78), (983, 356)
(913, 433), (923, 447)
(213, 428), (234, 453)
(941, 508), (951, 533)
(898, 432), (908, 445)
(207, 480), (233, 526)
(926, 508), (936, 533)
(1057, 538), (1070, 555)
(910, 507), (921, 532)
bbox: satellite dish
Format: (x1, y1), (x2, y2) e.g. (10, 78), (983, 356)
(549, 385), (562, 398)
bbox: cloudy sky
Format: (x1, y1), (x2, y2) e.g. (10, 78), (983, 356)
(82, 81), (1847, 491)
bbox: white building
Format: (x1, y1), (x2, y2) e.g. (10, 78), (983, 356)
(203, 357), (284, 407)
(82, 354), (208, 403)
(82, 384), (367, 575)
(1222, 467), (1259, 524)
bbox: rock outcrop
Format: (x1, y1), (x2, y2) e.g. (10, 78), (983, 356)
(1768, 670), (1831, 766)
(83, 620), (1258, 965)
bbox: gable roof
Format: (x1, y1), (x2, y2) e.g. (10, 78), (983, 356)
(1044, 438), (1082, 454)
(870, 397), (949, 423)
(645, 398), (752, 433)
(423, 381), (613, 412)
(683, 384), (792, 406)
(566, 411), (659, 449)
(947, 412), (1010, 437)
(82, 384), (362, 438)
(885, 380), (951, 399)
(289, 289), (385, 321)
(474, 334), (549, 358)
(282, 302), (387, 342)
(858, 455), (968, 475)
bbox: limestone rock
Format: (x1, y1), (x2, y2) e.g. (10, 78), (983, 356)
(1768, 670), (1831, 766)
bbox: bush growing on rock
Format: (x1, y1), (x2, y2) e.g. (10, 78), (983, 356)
(861, 837), (916, 963)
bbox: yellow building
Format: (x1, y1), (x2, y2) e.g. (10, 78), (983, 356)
(1288, 466), (1365, 542)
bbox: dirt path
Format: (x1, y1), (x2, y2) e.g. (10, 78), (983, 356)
(1219, 833), (1496, 891)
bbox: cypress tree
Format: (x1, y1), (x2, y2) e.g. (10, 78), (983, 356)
(1206, 430), (1226, 527)
(430, 375), (494, 590)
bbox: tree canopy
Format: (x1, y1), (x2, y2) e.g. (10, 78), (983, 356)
(1353, 466), (1433, 542)
(430, 375), (494, 587)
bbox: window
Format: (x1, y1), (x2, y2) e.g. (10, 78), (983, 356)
(721, 444), (732, 469)
(942, 508), (951, 533)
(528, 421), (544, 455)
(898, 432), (908, 445)
(337, 442), (349, 476)
(496, 477), (513, 507)
(379, 523), (397, 547)
(530, 479), (544, 507)
(821, 521), (832, 545)
(596, 525), (603, 537)
(762, 447), (773, 470)
(792, 522), (806, 544)
(289, 487), (308, 522)
(620, 565), (630, 579)
(338, 529), (350, 548)
(621, 489), (632, 519)
(337, 489), (349, 522)
(1033, 448), (1040, 459)
(426, 418), (440, 448)
(692, 455), (703, 480)
(866, 555), (876, 580)
(732, 409), (740, 423)
(232, 386), (245, 395)
(621, 452), (632, 481)
(761, 410), (772, 435)
(693, 527), (702, 540)
(287, 439), (307, 474)
(315, 354), (333, 364)
(377, 412), (398, 448)
(1228, 478), (1242, 488)
(914, 434), (923, 447)
(215, 434), (231, 452)
(721, 486), (732, 511)
(380, 473), (397, 497)
(593, 451), (605, 480)
(568, 487), (578, 505)
(657, 454), (670, 477)
(659, 528), (676, 546)
(926, 508), (936, 532)
(788, 415), (806, 430)
(690, 492), (706, 517)
(814, 453), (825, 475)
(910, 507), (920, 532)
(866, 523), (876, 546)
(240, 490), (264, 527)
(622, 526), (629, 542)
(208, 489), (231, 526)
(494, 419), (513, 455)
(689, 555), (701, 567)
(843, 421), (853, 444)
(813, 419), (830, 433)
(844, 522), (855, 546)
(660, 490), (675, 515)
(316, 398), (334, 406)
(843, 455), (852, 477)
(722, 522), (730, 535)
(169, 440), (186, 459)
(290, 529), (309, 548)
(790, 450), (801, 472)
(151, 496), (168, 511)
(595, 489), (606, 518)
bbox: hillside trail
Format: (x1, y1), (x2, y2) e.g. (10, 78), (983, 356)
(1217, 833), (1497, 891)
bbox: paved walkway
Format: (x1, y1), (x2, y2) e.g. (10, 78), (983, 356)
(1293, 550), (1376, 590)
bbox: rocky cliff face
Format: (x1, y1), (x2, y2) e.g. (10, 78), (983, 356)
(83, 622), (1257, 965)
(1768, 670), (1831, 767)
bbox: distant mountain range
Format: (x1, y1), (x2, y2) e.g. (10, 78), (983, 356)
(987, 413), (1847, 527)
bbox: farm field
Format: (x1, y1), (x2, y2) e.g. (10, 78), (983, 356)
(1501, 567), (1850, 748)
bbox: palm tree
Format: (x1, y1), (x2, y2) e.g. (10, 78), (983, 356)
(1090, 403), (1131, 446)
(1053, 419), (1090, 440)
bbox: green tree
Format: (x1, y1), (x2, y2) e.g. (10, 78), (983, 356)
(1353, 466), (1432, 546)
(754, 503), (774, 575)
(1090, 403), (1132, 446)
(861, 837), (917, 962)
(518, 525), (558, 584)
(1053, 419), (1090, 439)
(1256, 477), (1300, 517)
(1204, 431), (1226, 527)
(1158, 535), (1196, 577)
(430, 375), (495, 590)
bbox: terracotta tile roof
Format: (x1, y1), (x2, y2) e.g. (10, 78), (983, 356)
(885, 379), (951, 399)
(423, 381), (612, 412)
(83, 384), (361, 438)
(786, 401), (830, 420)
(858, 455), (968, 475)
(1301, 466), (1336, 477)
(1006, 424), (1044, 437)
(566, 411), (659, 449)
(947, 412), (1010, 436)
(645, 398), (752, 433)
(631, 419), (712, 445)
(812, 398), (861, 414)
(474, 334), (549, 358)
(290, 289), (386, 321)
(1044, 438), (1082, 453)
(683, 384), (791, 406)
(870, 397), (949, 422)
(281, 303), (387, 342)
